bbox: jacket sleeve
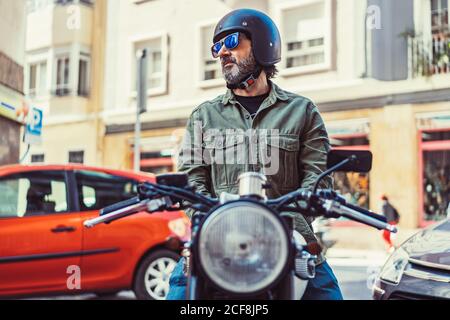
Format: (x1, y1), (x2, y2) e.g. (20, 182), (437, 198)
(293, 102), (333, 230)
(299, 102), (333, 191)
(177, 110), (213, 218)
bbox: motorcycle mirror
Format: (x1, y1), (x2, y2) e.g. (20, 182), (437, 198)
(156, 173), (189, 188)
(327, 150), (372, 173)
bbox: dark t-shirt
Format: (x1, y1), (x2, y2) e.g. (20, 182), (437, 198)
(235, 91), (270, 119)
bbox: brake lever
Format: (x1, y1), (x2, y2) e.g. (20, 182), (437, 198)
(146, 196), (173, 213)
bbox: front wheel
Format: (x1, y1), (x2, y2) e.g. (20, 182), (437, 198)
(133, 249), (180, 300)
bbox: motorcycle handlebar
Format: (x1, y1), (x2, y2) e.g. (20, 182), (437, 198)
(83, 182), (395, 232)
(100, 196), (142, 216)
(323, 200), (397, 233)
(84, 199), (150, 228)
(344, 202), (387, 223)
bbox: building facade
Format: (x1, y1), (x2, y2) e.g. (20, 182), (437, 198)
(25, 0), (449, 231)
(24, 0), (107, 166)
(101, 0), (450, 230)
(0, 0), (27, 165)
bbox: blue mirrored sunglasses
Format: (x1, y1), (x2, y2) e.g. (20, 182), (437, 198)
(211, 32), (240, 58)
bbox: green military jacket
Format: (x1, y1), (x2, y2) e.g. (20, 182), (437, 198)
(177, 81), (333, 264)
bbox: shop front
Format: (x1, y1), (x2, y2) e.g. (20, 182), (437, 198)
(0, 87), (26, 166)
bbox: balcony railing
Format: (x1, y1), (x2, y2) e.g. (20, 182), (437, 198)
(407, 32), (450, 78)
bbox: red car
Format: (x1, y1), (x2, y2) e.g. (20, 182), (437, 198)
(0, 164), (189, 300)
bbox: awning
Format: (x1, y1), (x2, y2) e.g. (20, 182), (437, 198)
(0, 85), (26, 124)
(325, 118), (370, 136)
(416, 111), (450, 130)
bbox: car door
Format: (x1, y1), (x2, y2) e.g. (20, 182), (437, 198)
(0, 170), (83, 296)
(74, 170), (140, 289)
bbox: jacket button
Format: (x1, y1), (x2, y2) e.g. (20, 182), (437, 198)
(245, 114), (250, 119)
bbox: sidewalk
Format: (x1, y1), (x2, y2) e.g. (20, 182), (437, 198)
(326, 226), (419, 251)
(325, 248), (389, 267)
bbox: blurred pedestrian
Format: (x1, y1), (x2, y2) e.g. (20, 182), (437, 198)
(380, 195), (400, 253)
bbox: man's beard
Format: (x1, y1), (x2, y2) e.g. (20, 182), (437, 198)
(221, 51), (258, 85)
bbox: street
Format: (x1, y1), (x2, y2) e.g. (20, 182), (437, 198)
(332, 266), (379, 300)
(23, 249), (388, 300)
(327, 249), (388, 300)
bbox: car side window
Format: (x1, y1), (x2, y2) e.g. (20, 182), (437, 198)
(75, 170), (138, 211)
(0, 171), (68, 218)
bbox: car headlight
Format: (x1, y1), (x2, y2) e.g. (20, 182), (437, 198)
(198, 201), (289, 294)
(379, 247), (409, 284)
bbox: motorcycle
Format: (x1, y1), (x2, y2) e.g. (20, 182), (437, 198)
(84, 149), (396, 300)
(312, 217), (336, 256)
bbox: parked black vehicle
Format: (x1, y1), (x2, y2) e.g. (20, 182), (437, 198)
(84, 150), (396, 300)
(373, 218), (450, 300)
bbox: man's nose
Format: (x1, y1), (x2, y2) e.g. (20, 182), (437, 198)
(218, 44), (231, 58)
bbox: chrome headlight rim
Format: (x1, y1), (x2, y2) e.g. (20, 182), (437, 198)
(194, 200), (293, 296)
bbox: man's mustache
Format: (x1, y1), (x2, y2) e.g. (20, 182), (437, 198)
(221, 57), (237, 67)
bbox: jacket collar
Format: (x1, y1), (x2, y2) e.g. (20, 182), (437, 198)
(221, 80), (289, 106)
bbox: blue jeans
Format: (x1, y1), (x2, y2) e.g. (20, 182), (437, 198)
(166, 259), (343, 300)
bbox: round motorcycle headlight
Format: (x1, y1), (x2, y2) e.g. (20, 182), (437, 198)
(198, 201), (289, 294)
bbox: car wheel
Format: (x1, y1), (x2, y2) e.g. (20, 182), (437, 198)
(134, 249), (180, 300)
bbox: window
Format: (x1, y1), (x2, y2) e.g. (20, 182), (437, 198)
(55, 56), (70, 96)
(431, 0), (449, 34)
(429, 0), (450, 74)
(29, 64), (36, 95)
(31, 154), (45, 163)
(331, 134), (370, 210)
(78, 55), (90, 96)
(420, 129), (450, 223)
(0, 171), (68, 218)
(28, 62), (47, 97)
(140, 151), (174, 174)
(133, 35), (168, 95)
(55, 0), (94, 5)
(279, 0), (332, 74)
(201, 24), (221, 81)
(75, 171), (138, 211)
(26, 0), (54, 13)
(69, 151), (84, 164)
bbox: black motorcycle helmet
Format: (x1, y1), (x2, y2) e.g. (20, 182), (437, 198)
(213, 8), (282, 67)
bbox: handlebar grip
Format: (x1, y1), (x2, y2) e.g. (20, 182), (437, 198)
(100, 196), (141, 216)
(344, 202), (387, 223)
(333, 203), (397, 232)
(84, 199), (149, 228)
(317, 190), (387, 223)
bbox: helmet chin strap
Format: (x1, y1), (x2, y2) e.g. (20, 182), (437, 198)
(226, 66), (262, 90)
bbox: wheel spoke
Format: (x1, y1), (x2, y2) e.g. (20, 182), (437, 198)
(166, 261), (177, 274)
(146, 278), (159, 289)
(158, 260), (167, 272)
(154, 283), (164, 296)
(147, 267), (162, 279)
(142, 255), (178, 300)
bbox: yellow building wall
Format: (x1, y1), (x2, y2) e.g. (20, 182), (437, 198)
(36, 121), (97, 165)
(102, 127), (179, 171)
(369, 105), (419, 229)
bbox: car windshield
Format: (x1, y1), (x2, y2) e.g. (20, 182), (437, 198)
(434, 219), (450, 232)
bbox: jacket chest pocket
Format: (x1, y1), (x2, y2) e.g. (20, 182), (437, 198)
(204, 133), (246, 188)
(263, 134), (300, 190)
